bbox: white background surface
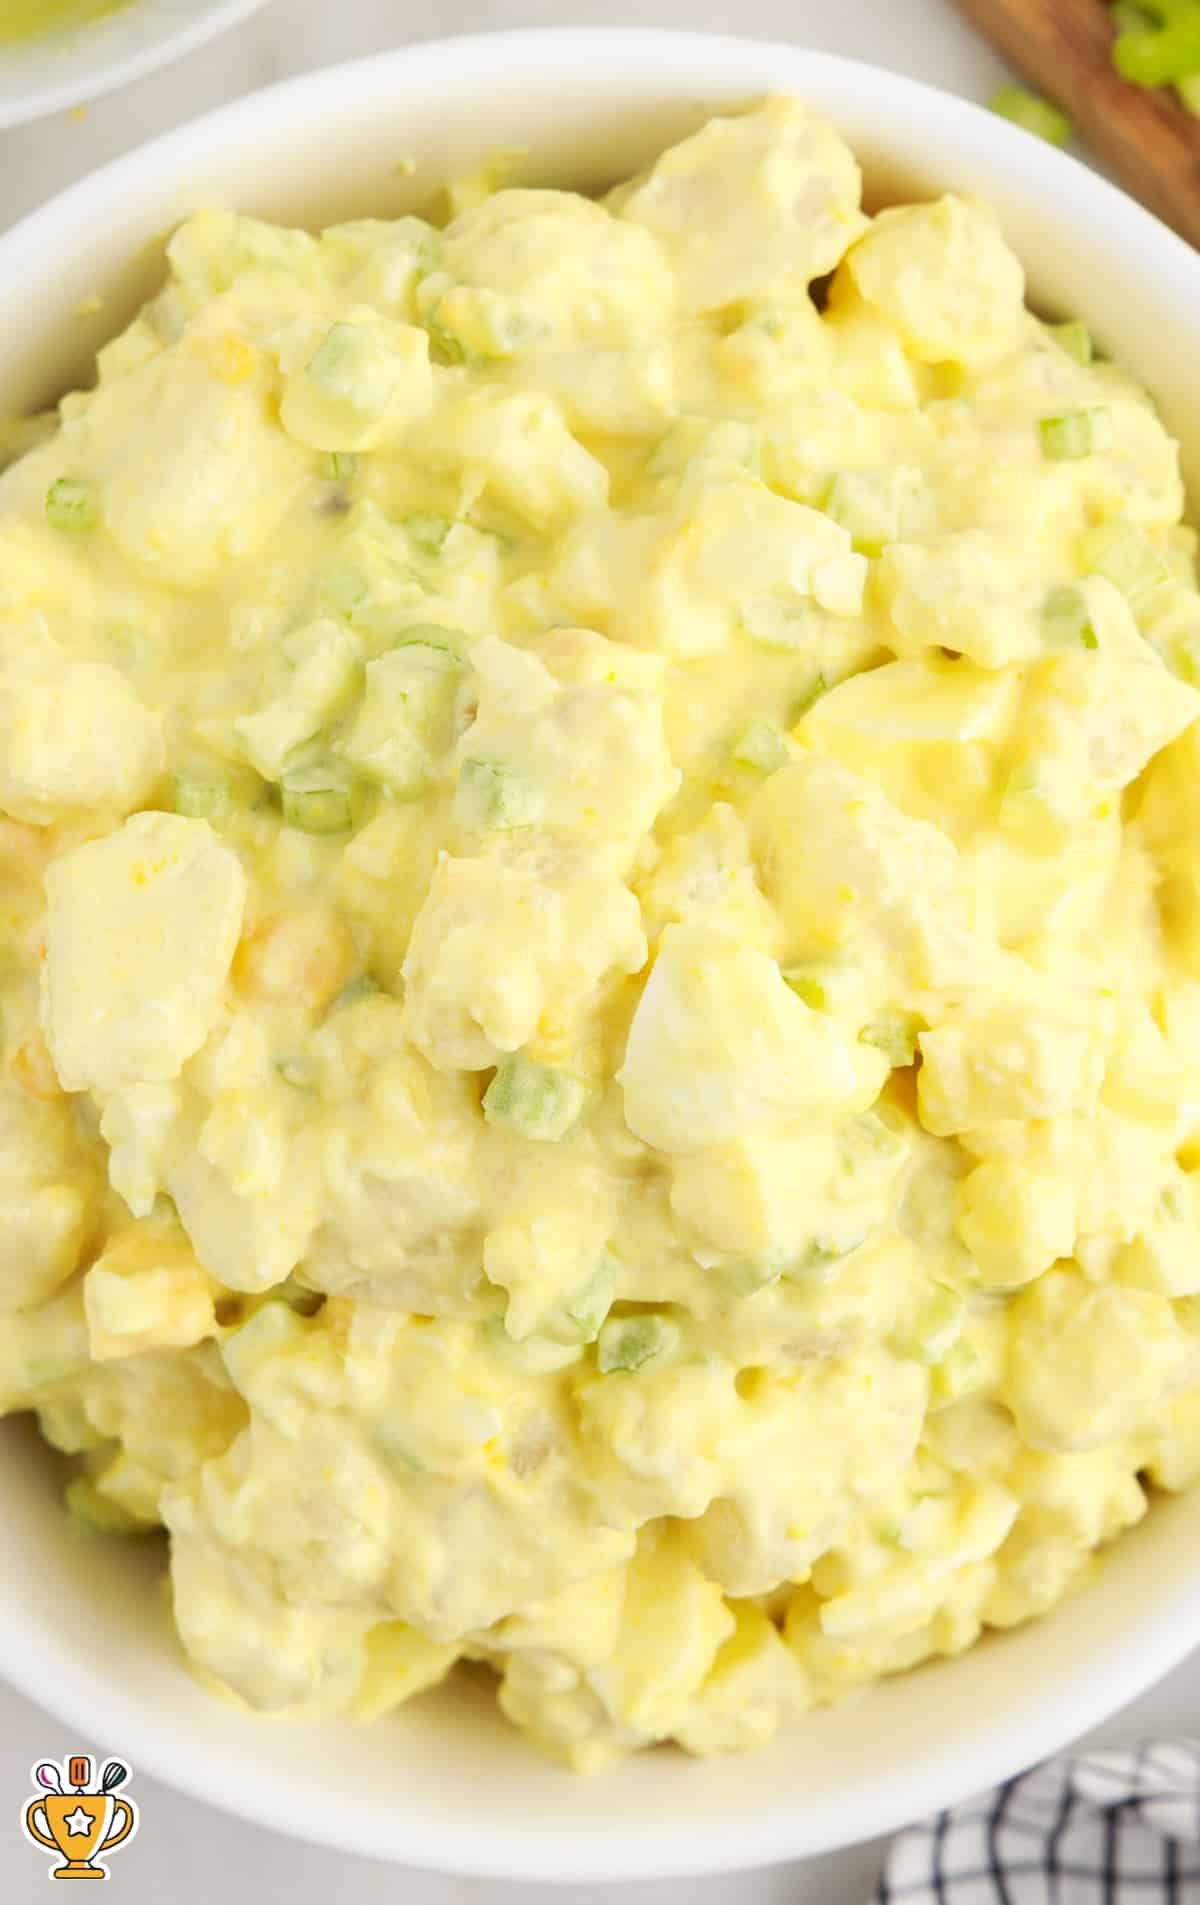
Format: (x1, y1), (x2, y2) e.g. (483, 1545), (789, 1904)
(2, 3), (1198, 1899)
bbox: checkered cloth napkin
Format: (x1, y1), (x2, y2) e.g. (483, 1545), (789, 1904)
(873, 1741), (1200, 1901)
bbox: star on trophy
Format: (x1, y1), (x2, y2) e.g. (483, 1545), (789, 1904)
(23, 1755), (137, 1880)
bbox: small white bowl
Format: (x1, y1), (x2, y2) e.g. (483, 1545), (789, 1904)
(0, 0), (269, 128)
(2, 28), (1200, 1883)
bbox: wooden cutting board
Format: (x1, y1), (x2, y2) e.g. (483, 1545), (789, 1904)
(949, 0), (1200, 246)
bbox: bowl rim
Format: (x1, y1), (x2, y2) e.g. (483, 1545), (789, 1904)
(2, 26), (1200, 1882)
(0, 0), (271, 130)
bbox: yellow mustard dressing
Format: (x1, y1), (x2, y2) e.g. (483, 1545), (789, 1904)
(0, 0), (130, 45)
(2, 98), (1200, 1771)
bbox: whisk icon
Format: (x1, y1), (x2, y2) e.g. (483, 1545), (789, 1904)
(23, 1754), (138, 1880)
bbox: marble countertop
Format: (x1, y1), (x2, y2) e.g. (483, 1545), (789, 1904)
(3, 5), (1198, 1899)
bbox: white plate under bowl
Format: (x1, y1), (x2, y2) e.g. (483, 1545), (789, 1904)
(0, 0), (270, 128)
(1, 27), (1200, 1884)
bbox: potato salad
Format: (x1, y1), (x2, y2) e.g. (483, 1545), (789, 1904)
(4, 97), (1200, 1772)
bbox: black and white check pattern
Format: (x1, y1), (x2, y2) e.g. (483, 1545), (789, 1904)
(874, 1741), (1200, 1901)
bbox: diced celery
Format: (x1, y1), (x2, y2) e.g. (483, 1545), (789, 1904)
(721, 1258), (785, 1298)
(930, 1338), (985, 1407)
(330, 972), (381, 1012)
(373, 1424), (428, 1474)
(1038, 408), (1113, 461)
(740, 593), (820, 651)
(781, 1233), (867, 1283)
(172, 773), (233, 822)
(489, 307), (544, 354)
(321, 215), (441, 296)
(320, 451), (359, 482)
(1080, 519), (1171, 607)
(483, 1056), (585, 1141)
(319, 562), (370, 619)
(315, 503), (462, 639)
(1041, 583), (1099, 649)
(859, 1012), (921, 1067)
(307, 323), (392, 411)
(235, 619), (363, 780)
(410, 226), (443, 279)
(45, 476), (97, 532)
(1048, 319), (1094, 365)
(596, 1313), (680, 1374)
(285, 319), (430, 453)
(837, 1111), (908, 1182)
(648, 417), (759, 483)
(339, 641), (462, 795)
(392, 623), (467, 657)
(731, 718), (789, 774)
(280, 767), (356, 834)
(276, 1057), (321, 1090)
(454, 758), (544, 830)
(781, 959), (859, 1013)
(790, 671), (829, 721)
(404, 512), (454, 556)
(999, 758), (1061, 838)
(822, 469), (906, 555)
(425, 313), (471, 366)
(424, 288), (547, 362)
(989, 84), (1072, 145)
(563, 1260), (617, 1343)
(893, 1282), (966, 1365)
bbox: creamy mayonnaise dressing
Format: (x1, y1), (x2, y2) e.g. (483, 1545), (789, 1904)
(3, 98), (1200, 1770)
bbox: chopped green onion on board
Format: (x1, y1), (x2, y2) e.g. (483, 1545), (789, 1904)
(1113, 11), (1200, 86)
(989, 84), (1073, 145)
(1109, 0), (1200, 96)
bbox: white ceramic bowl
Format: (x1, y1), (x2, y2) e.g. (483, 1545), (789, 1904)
(0, 0), (269, 128)
(3, 28), (1200, 1884)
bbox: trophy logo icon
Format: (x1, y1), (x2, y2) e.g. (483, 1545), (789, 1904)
(22, 1755), (138, 1881)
